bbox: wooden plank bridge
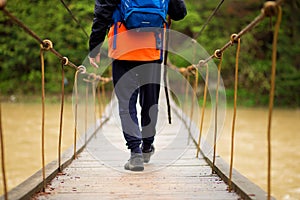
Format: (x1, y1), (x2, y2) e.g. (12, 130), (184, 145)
(0, 1), (284, 199)
(0, 96), (266, 200)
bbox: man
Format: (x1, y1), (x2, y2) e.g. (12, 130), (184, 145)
(89, 0), (187, 171)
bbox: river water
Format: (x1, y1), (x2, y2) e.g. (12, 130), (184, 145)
(0, 102), (299, 199)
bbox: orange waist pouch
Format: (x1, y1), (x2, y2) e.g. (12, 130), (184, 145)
(107, 23), (161, 61)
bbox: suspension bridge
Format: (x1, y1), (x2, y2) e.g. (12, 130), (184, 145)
(0, 0), (284, 199)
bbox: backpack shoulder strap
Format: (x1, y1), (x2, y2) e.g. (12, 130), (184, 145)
(112, 4), (122, 50)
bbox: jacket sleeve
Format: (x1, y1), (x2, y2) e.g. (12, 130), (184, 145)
(168, 0), (187, 21)
(89, 0), (120, 57)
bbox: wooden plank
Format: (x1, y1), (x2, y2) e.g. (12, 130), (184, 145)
(35, 192), (239, 200)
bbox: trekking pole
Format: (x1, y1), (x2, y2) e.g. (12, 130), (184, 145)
(164, 17), (172, 124)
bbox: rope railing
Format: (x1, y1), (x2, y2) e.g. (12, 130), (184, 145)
(85, 82), (88, 144)
(73, 65), (89, 159)
(58, 60), (66, 172)
(172, 1), (283, 199)
(93, 83), (97, 132)
(38, 52), (112, 192)
(39, 46), (47, 191)
(228, 36), (241, 192)
(267, 5), (282, 200)
(0, 100), (7, 200)
(73, 70), (112, 153)
(40, 42), (112, 191)
(0, 4), (109, 82)
(196, 63), (209, 158)
(212, 51), (223, 174)
(192, 0), (284, 69)
(188, 67), (199, 143)
(0, 0), (283, 199)
(0, 1), (113, 196)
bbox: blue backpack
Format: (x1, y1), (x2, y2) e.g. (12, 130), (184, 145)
(114, 0), (169, 30)
(121, 0), (169, 30)
(112, 0), (169, 50)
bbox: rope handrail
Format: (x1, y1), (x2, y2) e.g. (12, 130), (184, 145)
(0, 100), (8, 200)
(0, 5), (111, 83)
(39, 47), (47, 192)
(212, 51), (223, 173)
(0, 2), (113, 193)
(267, 5), (282, 200)
(73, 67), (84, 159)
(0, 0), (284, 199)
(168, 2), (281, 76)
(58, 61), (66, 172)
(196, 63), (209, 158)
(171, 1), (283, 199)
(228, 36), (241, 192)
(193, 0), (284, 69)
(38, 53), (112, 191)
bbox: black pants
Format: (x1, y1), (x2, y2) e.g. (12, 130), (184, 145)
(112, 59), (161, 153)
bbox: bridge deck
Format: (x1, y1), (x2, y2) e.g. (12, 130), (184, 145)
(32, 98), (240, 200)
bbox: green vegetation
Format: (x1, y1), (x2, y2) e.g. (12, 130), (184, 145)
(0, 0), (93, 96)
(0, 0), (299, 107)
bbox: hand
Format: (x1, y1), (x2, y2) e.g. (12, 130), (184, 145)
(89, 53), (100, 68)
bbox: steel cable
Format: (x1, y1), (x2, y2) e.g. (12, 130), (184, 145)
(59, 0), (89, 39)
(193, 0), (225, 39)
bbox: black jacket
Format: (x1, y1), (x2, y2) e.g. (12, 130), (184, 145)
(89, 0), (187, 57)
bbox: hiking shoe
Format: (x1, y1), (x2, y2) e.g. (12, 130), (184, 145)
(142, 145), (155, 163)
(124, 153), (144, 171)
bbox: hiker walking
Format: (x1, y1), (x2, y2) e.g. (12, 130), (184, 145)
(89, 0), (187, 171)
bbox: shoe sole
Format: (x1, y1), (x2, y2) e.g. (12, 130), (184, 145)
(125, 164), (144, 171)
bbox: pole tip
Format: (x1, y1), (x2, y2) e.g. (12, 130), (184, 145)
(0, 0), (7, 10)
